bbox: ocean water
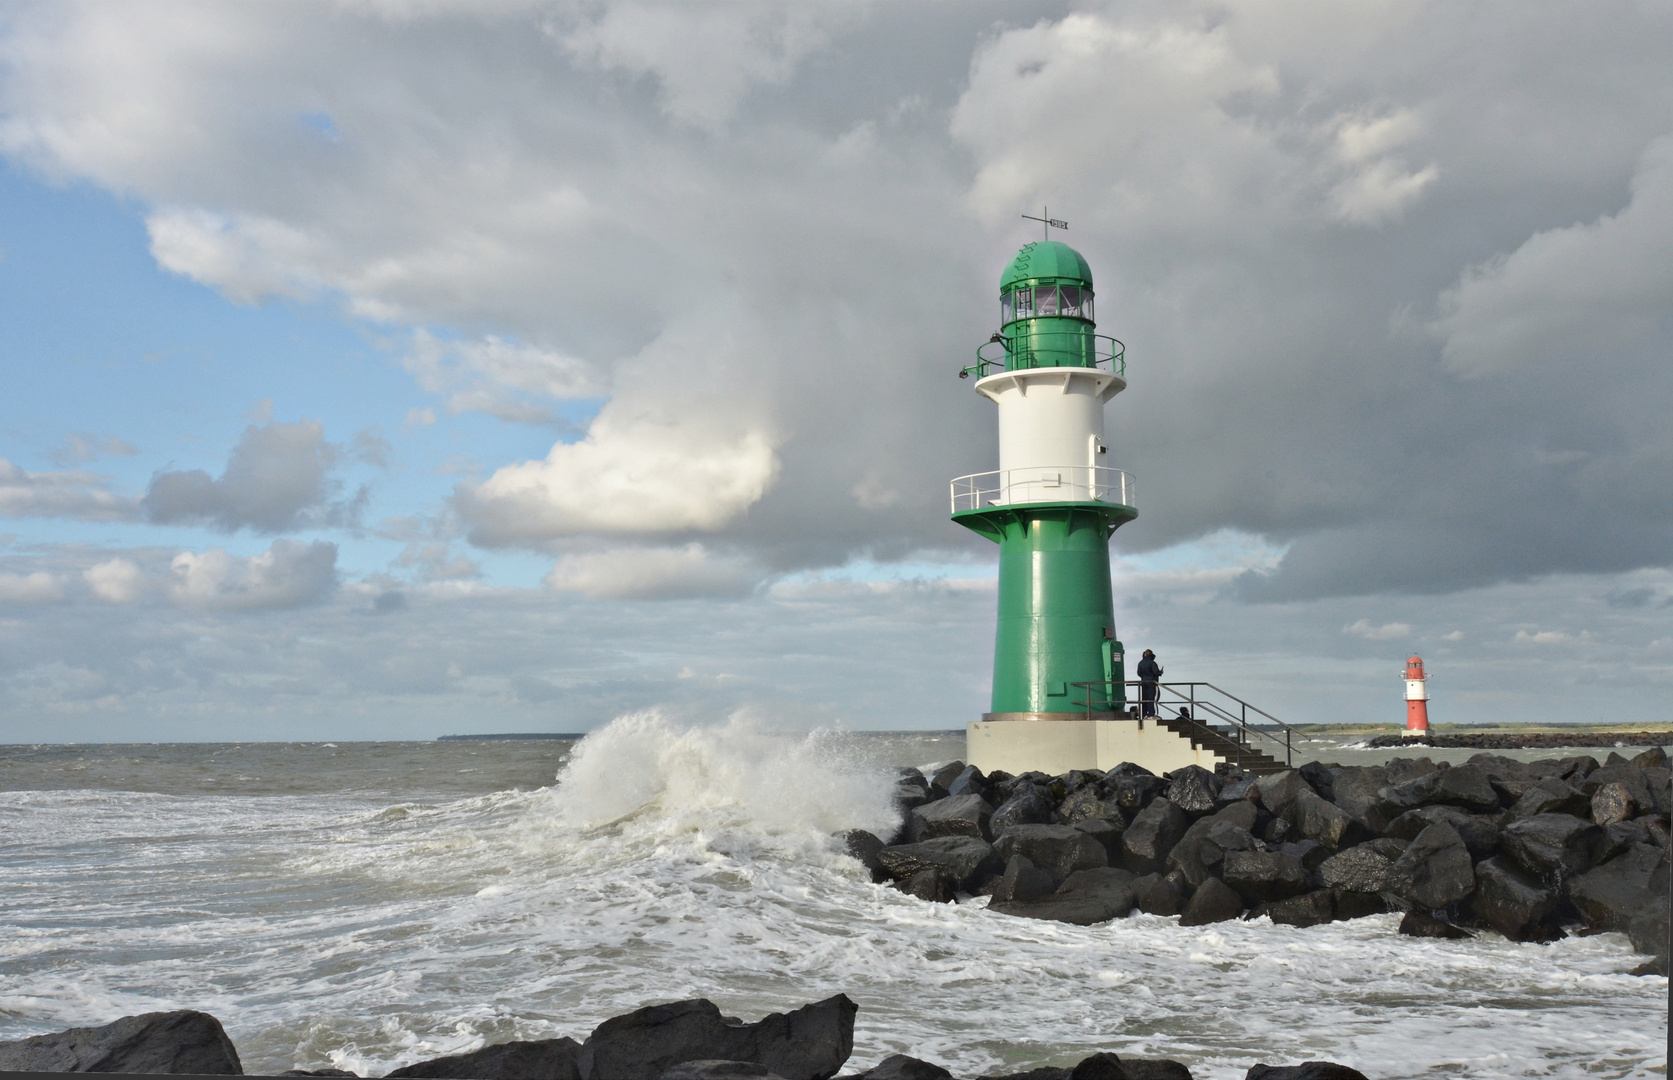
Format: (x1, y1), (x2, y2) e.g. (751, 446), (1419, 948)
(0, 717), (1665, 1080)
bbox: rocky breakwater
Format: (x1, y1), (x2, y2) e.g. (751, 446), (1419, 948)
(0, 1002), (1375, 1080)
(845, 750), (1672, 974)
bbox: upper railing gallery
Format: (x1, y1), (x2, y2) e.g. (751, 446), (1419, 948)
(960, 332), (1126, 381)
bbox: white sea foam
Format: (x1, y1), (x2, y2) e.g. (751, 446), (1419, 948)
(0, 723), (1664, 1080)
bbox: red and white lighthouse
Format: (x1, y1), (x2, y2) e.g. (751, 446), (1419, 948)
(1403, 656), (1430, 738)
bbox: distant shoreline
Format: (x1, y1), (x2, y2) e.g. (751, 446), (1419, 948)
(436, 732), (588, 741)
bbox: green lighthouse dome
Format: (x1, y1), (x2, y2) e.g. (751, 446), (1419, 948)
(1001, 240), (1093, 291)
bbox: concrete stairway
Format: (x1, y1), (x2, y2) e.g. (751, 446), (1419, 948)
(1153, 712), (1286, 774)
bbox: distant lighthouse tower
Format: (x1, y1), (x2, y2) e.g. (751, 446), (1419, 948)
(956, 227), (1186, 775)
(1403, 656), (1431, 738)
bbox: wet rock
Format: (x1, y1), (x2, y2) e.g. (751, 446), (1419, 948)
(1058, 866), (1138, 896)
(1133, 873), (1185, 916)
(1566, 843), (1670, 932)
(1501, 813), (1608, 879)
(1164, 765), (1223, 817)
(876, 837), (1002, 891)
(1471, 856), (1559, 942)
(1398, 910), (1474, 939)
(908, 794), (995, 843)
(1060, 787), (1129, 826)
(843, 1055), (952, 1080)
(1333, 890), (1388, 920)
(1261, 817), (1292, 845)
(842, 830), (889, 883)
(1327, 766), (1388, 830)
(1253, 771), (1314, 817)
(1364, 837), (1408, 860)
(990, 854), (1058, 904)
(1244, 1063), (1369, 1080)
(976, 1069), (1067, 1080)
(1284, 790), (1366, 853)
(1628, 900), (1670, 976)
(1605, 818), (1654, 857)
(894, 773), (932, 814)
(1318, 847), (1393, 894)
(1276, 839), (1329, 872)
(990, 789), (1058, 835)
(1221, 849), (1308, 905)
(896, 868), (956, 903)
(930, 761), (968, 797)
(1632, 746), (1669, 769)
(0, 1010), (243, 1075)
(1179, 876), (1244, 925)
(1120, 798), (1191, 873)
(1385, 806), (1502, 859)
(995, 824), (1109, 879)
(1249, 889), (1335, 927)
(1058, 769), (1102, 794)
(1166, 810), (1258, 888)
(1114, 1059), (1193, 1080)
(989, 870), (1136, 924)
(1377, 764), (1501, 819)
(1581, 764), (1653, 810)
(1216, 775), (1259, 810)
(283, 1070), (358, 1076)
(1642, 766), (1672, 817)
(1509, 782), (1591, 820)
(1385, 822), (1474, 911)
(1383, 757), (1442, 785)
(577, 996), (856, 1080)
(388, 1039), (582, 1079)
(945, 765), (993, 801)
(1072, 817), (1126, 861)
(1590, 782), (1636, 827)
(1296, 762), (1335, 799)
(660, 1063), (787, 1080)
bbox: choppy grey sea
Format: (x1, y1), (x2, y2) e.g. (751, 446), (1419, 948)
(0, 716), (1666, 1079)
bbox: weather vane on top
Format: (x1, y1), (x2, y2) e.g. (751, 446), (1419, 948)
(1022, 205), (1067, 242)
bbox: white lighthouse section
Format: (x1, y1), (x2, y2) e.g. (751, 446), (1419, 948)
(973, 367), (1129, 506)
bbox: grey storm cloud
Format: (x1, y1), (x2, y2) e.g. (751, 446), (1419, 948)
(0, 0), (1669, 605)
(143, 420), (365, 533)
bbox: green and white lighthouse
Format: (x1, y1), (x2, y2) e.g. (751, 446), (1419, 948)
(955, 239), (1185, 774)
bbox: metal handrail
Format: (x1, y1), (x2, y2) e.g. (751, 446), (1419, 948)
(1068, 679), (1305, 767)
(962, 332), (1125, 380)
(950, 466), (1134, 513)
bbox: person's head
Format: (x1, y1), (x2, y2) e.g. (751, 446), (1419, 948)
(1143, 649), (1154, 657)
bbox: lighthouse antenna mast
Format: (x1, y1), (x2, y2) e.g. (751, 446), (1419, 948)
(1022, 206), (1068, 241)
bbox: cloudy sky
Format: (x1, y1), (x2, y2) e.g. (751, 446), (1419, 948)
(0, 0), (1669, 741)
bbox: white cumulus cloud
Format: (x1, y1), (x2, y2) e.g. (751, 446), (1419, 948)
(83, 558), (144, 603)
(0, 571), (64, 604)
(168, 539), (338, 611)
(545, 543), (758, 599)
(1343, 618), (1412, 641)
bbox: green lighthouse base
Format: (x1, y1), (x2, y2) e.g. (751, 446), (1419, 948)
(967, 717), (1230, 777)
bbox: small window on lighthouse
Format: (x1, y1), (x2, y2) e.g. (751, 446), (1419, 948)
(1082, 292), (1094, 323)
(1036, 286), (1060, 316)
(1001, 292), (1015, 324)
(1060, 286), (1082, 317)
(1014, 289), (1034, 319)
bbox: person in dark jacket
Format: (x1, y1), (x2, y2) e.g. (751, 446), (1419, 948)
(1136, 649), (1162, 718)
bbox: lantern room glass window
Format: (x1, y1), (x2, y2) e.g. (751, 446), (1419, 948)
(1002, 286), (1095, 324)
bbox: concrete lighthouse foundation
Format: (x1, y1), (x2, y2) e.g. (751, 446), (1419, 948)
(966, 718), (1229, 776)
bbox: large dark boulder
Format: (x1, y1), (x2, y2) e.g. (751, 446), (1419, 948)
(1168, 817), (1260, 888)
(1164, 766), (1223, 817)
(1133, 872), (1185, 916)
(1109, 1059), (1192, 1080)
(1501, 813), (1608, 879)
(945, 765), (993, 801)
(1317, 847), (1393, 894)
(1061, 787), (1130, 826)
(930, 761), (968, 796)
(1628, 901), (1670, 976)
(908, 794), (995, 843)
(1565, 843), (1670, 932)
(1244, 1064), (1369, 1080)
(0, 1010), (243, 1074)
(995, 824), (1109, 879)
(1221, 849), (1307, 905)
(990, 854), (1057, 903)
(388, 1039), (581, 1079)
(1333, 890), (1388, 920)
(1471, 856), (1559, 942)
(877, 837), (1002, 891)
(842, 831), (889, 883)
(1073, 818), (1126, 861)
(577, 996), (856, 1080)
(990, 789), (1058, 835)
(1103, 771), (1164, 815)
(1580, 763), (1652, 807)
(1329, 766), (1390, 831)
(1385, 822), (1474, 911)
(1383, 757), (1442, 785)
(660, 1063), (787, 1080)
(1253, 771), (1314, 817)
(1249, 889), (1335, 928)
(1398, 910), (1473, 939)
(1641, 766), (1672, 817)
(1179, 876), (1244, 925)
(1284, 790), (1366, 853)
(990, 867), (1136, 924)
(1297, 762), (1337, 801)
(896, 868), (956, 903)
(895, 773), (933, 814)
(1384, 806), (1501, 859)
(1589, 782), (1636, 827)
(1376, 764), (1500, 819)
(843, 1055), (952, 1080)
(1120, 799), (1191, 873)
(1509, 781), (1591, 820)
